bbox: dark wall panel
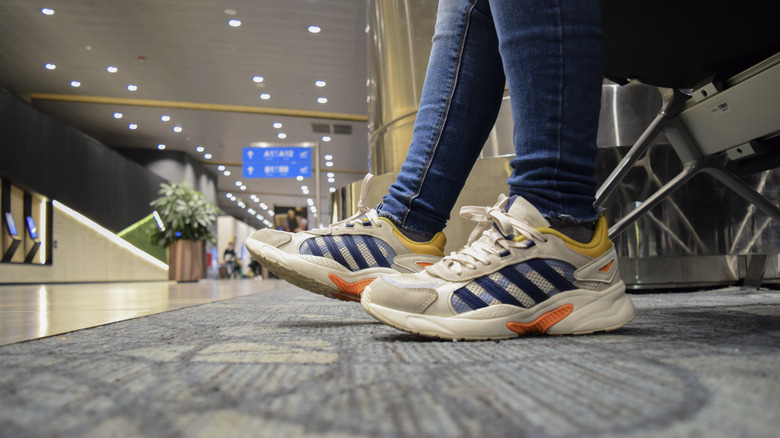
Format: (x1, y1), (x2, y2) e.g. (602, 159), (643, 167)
(0, 89), (166, 233)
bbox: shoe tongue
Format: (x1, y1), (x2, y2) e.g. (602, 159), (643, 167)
(504, 195), (550, 228)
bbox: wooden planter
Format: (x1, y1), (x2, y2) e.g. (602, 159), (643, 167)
(167, 239), (206, 282)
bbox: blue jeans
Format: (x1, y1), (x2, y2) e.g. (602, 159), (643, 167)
(378, 0), (603, 236)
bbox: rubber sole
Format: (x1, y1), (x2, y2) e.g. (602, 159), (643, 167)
(361, 282), (635, 341)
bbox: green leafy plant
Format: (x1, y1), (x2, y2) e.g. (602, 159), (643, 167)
(150, 181), (221, 247)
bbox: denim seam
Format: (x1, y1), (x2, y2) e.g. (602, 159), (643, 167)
(553, 0), (565, 211)
(400, 0), (480, 226)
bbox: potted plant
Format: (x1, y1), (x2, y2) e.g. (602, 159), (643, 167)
(150, 181), (221, 281)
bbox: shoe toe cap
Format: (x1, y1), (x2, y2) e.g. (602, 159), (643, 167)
(247, 229), (292, 248)
(365, 275), (438, 314)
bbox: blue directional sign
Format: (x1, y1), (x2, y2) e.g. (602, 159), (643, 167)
(243, 146), (312, 178)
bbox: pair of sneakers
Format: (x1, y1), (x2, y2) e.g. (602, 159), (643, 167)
(245, 175), (635, 340)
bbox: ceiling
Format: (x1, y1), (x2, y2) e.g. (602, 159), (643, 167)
(0, 0), (370, 229)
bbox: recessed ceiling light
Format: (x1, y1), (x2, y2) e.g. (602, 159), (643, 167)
(325, 161), (334, 167)
(308, 25), (321, 33)
(226, 193), (233, 198)
(277, 132), (287, 139)
(240, 185), (247, 190)
(252, 76), (264, 83)
(324, 154), (333, 160)
(196, 146), (205, 152)
(273, 122), (282, 129)
(70, 81), (81, 87)
(112, 112), (122, 119)
(223, 170), (231, 176)
(329, 187), (336, 193)
(45, 63), (56, 70)
(315, 80), (326, 87)
(317, 97), (328, 104)
(228, 19), (241, 27)
(157, 144), (166, 150)
(218, 165), (225, 171)
(322, 136), (331, 142)
(107, 66), (118, 73)
(235, 181), (243, 187)
(296, 176), (304, 181)
(41, 8), (55, 15)
(161, 115), (170, 122)
(173, 126), (183, 133)
(326, 172), (335, 178)
(204, 153), (213, 159)
(260, 93), (271, 100)
(127, 84), (138, 91)
(128, 123), (138, 130)
(328, 177), (335, 183)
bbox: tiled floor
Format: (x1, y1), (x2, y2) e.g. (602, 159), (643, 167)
(0, 279), (288, 345)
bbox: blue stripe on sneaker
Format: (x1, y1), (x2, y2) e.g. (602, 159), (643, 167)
(498, 266), (549, 304)
(474, 277), (524, 307)
(526, 259), (576, 292)
(305, 238), (323, 257)
(453, 288), (489, 310)
(362, 236), (391, 268)
(342, 235), (369, 270)
(322, 235), (350, 269)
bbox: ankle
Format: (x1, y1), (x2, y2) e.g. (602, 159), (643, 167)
(546, 217), (596, 243)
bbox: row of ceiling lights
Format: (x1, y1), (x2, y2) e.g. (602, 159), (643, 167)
(41, 6), (336, 229)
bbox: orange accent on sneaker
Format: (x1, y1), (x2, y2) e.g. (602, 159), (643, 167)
(598, 259), (615, 272)
(328, 274), (375, 302)
(506, 304), (574, 336)
(416, 262), (433, 268)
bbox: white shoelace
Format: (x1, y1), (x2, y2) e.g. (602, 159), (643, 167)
(327, 173), (383, 229)
(438, 195), (547, 276)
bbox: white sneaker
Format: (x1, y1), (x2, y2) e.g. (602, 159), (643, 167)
(245, 174), (446, 302)
(361, 194), (635, 340)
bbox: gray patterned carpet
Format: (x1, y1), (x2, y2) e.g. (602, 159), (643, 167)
(1, 285), (779, 438)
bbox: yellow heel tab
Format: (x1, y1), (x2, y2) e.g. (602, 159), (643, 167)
(540, 216), (613, 259)
(379, 217), (447, 256)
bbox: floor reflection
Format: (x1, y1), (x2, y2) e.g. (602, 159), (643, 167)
(0, 279), (288, 345)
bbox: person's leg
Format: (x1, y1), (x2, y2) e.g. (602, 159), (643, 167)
(378, 0), (506, 238)
(491, 0), (603, 223)
(362, 0), (635, 340)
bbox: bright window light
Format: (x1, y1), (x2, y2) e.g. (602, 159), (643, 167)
(55, 201), (167, 270)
